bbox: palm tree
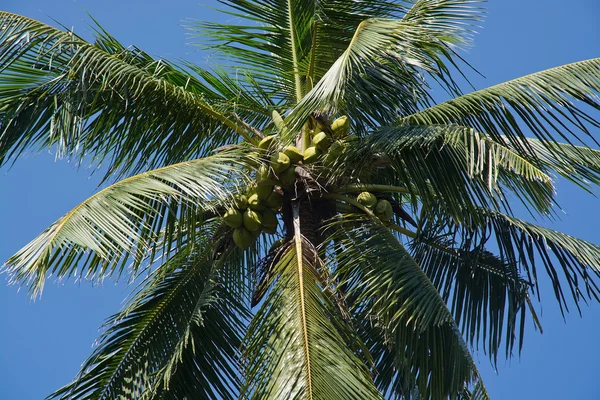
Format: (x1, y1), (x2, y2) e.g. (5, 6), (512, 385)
(2, 0), (600, 398)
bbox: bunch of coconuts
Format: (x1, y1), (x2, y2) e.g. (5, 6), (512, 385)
(304, 116), (357, 165)
(225, 113), (359, 250)
(357, 191), (394, 222)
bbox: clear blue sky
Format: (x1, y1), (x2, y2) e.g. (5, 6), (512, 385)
(1, 1), (600, 399)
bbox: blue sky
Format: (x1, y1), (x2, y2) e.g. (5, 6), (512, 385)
(1, 1), (600, 399)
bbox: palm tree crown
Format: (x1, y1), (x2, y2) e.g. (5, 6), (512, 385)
(2, 1), (600, 399)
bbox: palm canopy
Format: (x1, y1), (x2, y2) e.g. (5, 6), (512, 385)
(2, 1), (600, 399)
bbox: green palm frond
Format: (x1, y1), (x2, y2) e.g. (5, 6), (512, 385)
(333, 125), (555, 222)
(425, 206), (600, 313)
(506, 137), (600, 192)
(0, 13), (264, 178)
(411, 238), (539, 361)
(403, 58), (600, 158)
(194, 1), (408, 104)
(242, 212), (381, 399)
(48, 226), (248, 400)
(3, 151), (252, 297)
(468, 210), (600, 313)
(287, 0), (485, 131)
(328, 214), (487, 399)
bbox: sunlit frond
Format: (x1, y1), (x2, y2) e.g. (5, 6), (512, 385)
(49, 227), (248, 400)
(332, 125), (555, 223)
(0, 13), (264, 178)
(3, 151), (252, 297)
(288, 0), (485, 132)
(328, 214), (487, 399)
(242, 222), (381, 399)
(403, 58), (600, 161)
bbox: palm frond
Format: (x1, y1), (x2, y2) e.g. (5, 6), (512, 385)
(0, 13), (263, 178)
(194, 1), (408, 104)
(328, 214), (486, 399)
(288, 0), (485, 132)
(2, 151), (252, 297)
(332, 125), (555, 223)
(242, 211), (381, 399)
(402, 58), (600, 161)
(48, 227), (248, 400)
(464, 209), (600, 313)
(411, 237), (539, 361)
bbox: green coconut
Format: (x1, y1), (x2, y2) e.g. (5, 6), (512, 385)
(258, 135), (277, 150)
(324, 140), (345, 164)
(357, 192), (378, 209)
(243, 209), (263, 231)
(233, 194), (248, 210)
(233, 227), (254, 250)
(262, 208), (278, 234)
(303, 146), (321, 164)
(258, 164), (273, 180)
(278, 166), (296, 187)
(313, 132), (331, 151)
(331, 116), (350, 138)
(270, 152), (291, 173)
(256, 179), (276, 200)
(247, 193), (266, 211)
(283, 145), (304, 163)
(223, 208), (243, 228)
(375, 199), (394, 221)
(265, 190), (284, 209)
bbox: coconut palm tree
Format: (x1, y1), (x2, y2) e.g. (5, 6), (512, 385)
(2, 0), (600, 398)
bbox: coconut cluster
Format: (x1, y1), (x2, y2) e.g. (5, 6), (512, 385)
(225, 114), (363, 249)
(357, 191), (393, 222)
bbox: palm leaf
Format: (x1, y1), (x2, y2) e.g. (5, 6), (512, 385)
(402, 58), (600, 160)
(287, 0), (485, 132)
(2, 151), (252, 297)
(242, 204), (381, 399)
(48, 226), (248, 400)
(465, 209), (600, 313)
(333, 125), (555, 222)
(328, 214), (487, 399)
(194, 0), (408, 104)
(0, 13), (261, 178)
(411, 237), (540, 361)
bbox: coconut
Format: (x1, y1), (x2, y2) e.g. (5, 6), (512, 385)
(270, 152), (291, 173)
(243, 209), (263, 231)
(233, 194), (248, 210)
(223, 208), (243, 228)
(331, 116), (350, 138)
(258, 135), (277, 150)
(265, 190), (284, 209)
(247, 193), (266, 211)
(283, 145), (304, 163)
(313, 132), (331, 151)
(303, 146), (321, 164)
(324, 140), (345, 165)
(272, 110), (289, 135)
(256, 179), (276, 200)
(258, 164), (272, 180)
(357, 192), (378, 209)
(278, 166), (296, 187)
(375, 199), (393, 221)
(262, 208), (278, 234)
(233, 227), (254, 250)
